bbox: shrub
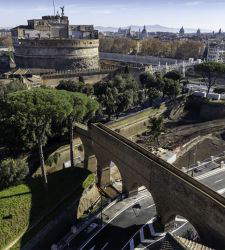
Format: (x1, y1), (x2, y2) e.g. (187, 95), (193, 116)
(82, 174), (95, 189)
(214, 87), (225, 94)
(0, 158), (28, 190)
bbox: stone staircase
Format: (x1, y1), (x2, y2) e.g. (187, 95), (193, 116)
(174, 235), (214, 250)
(123, 225), (214, 250)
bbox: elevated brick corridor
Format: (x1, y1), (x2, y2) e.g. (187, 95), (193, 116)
(75, 123), (225, 249)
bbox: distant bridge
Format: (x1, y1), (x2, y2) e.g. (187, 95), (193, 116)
(75, 123), (225, 249)
(100, 52), (201, 76)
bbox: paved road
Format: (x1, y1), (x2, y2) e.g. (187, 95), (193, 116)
(197, 168), (225, 196)
(67, 190), (155, 250)
(64, 168), (225, 250)
(80, 197), (155, 249)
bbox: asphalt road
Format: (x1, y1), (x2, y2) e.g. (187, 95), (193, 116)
(197, 168), (225, 197)
(65, 168), (225, 250)
(68, 193), (155, 250)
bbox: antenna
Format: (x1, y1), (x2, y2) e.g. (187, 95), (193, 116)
(53, 0), (56, 16)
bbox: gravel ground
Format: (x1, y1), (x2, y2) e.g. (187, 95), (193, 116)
(174, 137), (225, 169)
(135, 119), (225, 169)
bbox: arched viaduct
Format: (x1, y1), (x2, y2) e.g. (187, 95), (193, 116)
(75, 123), (225, 249)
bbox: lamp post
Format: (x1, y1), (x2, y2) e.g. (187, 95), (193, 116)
(100, 193), (103, 227)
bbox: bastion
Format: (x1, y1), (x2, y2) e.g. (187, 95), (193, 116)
(14, 38), (100, 70)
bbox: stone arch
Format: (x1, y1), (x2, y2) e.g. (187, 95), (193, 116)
(77, 135), (97, 173)
(165, 214), (200, 240)
(94, 150), (126, 193)
(161, 209), (206, 245)
(109, 160), (123, 193)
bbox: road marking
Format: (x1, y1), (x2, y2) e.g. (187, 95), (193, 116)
(146, 204), (156, 209)
(215, 179), (223, 184)
(101, 242), (109, 250)
(80, 169), (225, 250)
(196, 168), (225, 180)
(79, 194), (150, 249)
(175, 217), (188, 222)
(217, 188), (225, 195)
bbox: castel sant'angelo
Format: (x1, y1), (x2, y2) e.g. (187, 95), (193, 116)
(11, 7), (99, 71)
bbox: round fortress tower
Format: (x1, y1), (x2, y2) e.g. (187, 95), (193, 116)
(11, 13), (100, 71)
(14, 38), (100, 70)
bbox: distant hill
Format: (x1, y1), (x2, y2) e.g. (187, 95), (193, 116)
(96, 25), (211, 34)
(0, 27), (12, 30)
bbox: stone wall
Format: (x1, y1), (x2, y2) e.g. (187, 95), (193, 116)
(90, 123), (225, 248)
(100, 52), (183, 66)
(200, 101), (225, 121)
(14, 39), (99, 70)
(108, 105), (167, 138)
(42, 73), (109, 87)
(77, 184), (100, 218)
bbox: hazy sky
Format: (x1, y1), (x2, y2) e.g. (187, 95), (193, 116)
(1, 0), (225, 30)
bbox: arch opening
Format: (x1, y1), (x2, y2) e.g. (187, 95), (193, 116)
(164, 215), (201, 243)
(109, 161), (123, 193)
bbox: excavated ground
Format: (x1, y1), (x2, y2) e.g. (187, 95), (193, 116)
(135, 119), (225, 169)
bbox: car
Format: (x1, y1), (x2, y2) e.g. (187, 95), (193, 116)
(85, 223), (98, 234)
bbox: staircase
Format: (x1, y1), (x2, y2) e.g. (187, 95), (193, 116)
(175, 235), (214, 250)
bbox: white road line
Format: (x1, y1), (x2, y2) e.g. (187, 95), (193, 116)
(196, 168), (225, 180)
(215, 179), (223, 184)
(175, 217), (188, 223)
(81, 168), (225, 250)
(79, 195), (150, 249)
(217, 188), (225, 195)
(101, 242), (109, 250)
(146, 204), (155, 209)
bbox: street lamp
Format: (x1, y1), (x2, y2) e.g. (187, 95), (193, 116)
(132, 203), (141, 217)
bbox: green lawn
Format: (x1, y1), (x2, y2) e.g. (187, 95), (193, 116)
(0, 167), (93, 250)
(108, 104), (166, 130)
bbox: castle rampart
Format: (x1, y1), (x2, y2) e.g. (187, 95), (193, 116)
(14, 38), (99, 70)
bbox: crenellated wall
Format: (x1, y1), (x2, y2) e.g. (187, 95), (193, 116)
(14, 38), (99, 70)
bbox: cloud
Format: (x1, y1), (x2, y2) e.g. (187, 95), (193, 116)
(185, 1), (203, 6)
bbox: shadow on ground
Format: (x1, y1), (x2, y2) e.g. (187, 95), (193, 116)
(19, 167), (91, 249)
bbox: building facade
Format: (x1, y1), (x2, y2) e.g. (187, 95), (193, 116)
(11, 11), (99, 70)
(207, 42), (225, 62)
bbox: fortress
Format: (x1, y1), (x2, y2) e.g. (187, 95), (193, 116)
(11, 9), (100, 71)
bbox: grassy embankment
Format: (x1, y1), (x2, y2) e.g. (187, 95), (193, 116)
(0, 167), (95, 250)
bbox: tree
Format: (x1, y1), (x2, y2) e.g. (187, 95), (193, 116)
(56, 80), (94, 96)
(0, 79), (28, 99)
(99, 37), (137, 54)
(0, 158), (28, 190)
(4, 88), (72, 189)
(116, 90), (134, 118)
(67, 92), (99, 167)
(150, 116), (164, 146)
(140, 39), (205, 59)
(194, 62), (225, 97)
(164, 70), (182, 82)
(94, 74), (138, 120)
(147, 88), (162, 104)
(139, 72), (157, 89)
(163, 78), (181, 99)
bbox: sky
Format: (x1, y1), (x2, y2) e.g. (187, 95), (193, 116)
(0, 0), (225, 30)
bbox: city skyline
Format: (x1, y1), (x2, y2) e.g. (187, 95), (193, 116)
(1, 0), (225, 31)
